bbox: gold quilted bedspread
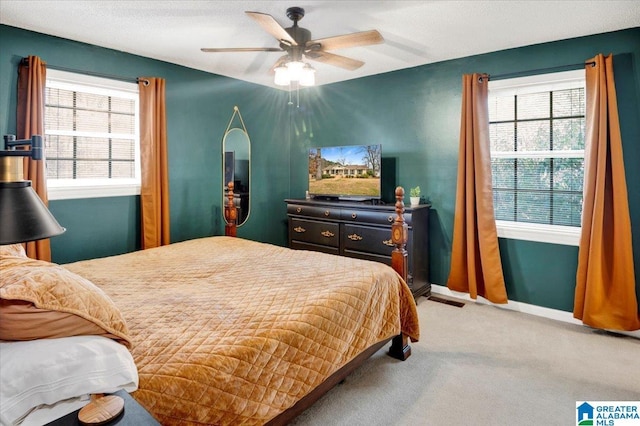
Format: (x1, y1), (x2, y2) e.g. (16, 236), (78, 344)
(65, 237), (419, 425)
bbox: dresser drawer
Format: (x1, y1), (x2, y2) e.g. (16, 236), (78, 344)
(342, 224), (395, 257)
(290, 218), (339, 247)
(344, 250), (392, 266)
(287, 204), (340, 220)
(341, 208), (413, 227)
(291, 240), (340, 255)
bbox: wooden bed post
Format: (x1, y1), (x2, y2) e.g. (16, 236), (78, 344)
(225, 181), (237, 237)
(390, 186), (409, 282)
(388, 186), (412, 361)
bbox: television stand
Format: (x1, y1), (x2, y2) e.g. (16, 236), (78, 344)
(285, 198), (431, 299)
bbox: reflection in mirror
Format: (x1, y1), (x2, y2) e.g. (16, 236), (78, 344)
(222, 106), (250, 227)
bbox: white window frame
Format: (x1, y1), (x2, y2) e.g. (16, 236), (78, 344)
(45, 69), (141, 200)
(489, 69), (585, 246)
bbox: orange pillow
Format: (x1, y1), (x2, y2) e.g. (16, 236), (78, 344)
(0, 256), (131, 347)
(0, 299), (126, 344)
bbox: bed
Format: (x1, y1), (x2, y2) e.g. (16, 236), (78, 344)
(0, 187), (419, 425)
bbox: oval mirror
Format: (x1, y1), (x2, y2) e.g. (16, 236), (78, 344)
(222, 107), (250, 227)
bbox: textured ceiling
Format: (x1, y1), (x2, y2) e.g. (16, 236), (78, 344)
(1, 1), (638, 89)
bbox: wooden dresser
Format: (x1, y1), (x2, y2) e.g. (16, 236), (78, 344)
(285, 199), (430, 298)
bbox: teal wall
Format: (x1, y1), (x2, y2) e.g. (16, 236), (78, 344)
(1, 24), (638, 314)
(290, 28), (640, 312)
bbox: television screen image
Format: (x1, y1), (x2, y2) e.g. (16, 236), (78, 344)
(308, 144), (381, 200)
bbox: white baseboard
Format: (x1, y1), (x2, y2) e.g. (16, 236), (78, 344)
(430, 284), (640, 339)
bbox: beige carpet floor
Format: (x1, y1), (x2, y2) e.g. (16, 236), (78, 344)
(290, 296), (640, 426)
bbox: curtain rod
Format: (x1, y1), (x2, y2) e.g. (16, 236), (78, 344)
(483, 60), (596, 82)
(20, 58), (149, 85)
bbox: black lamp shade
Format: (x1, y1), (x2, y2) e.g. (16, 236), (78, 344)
(0, 181), (66, 244)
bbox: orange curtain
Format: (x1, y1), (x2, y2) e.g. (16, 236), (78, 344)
(17, 56), (51, 261)
(446, 73), (507, 304)
(574, 54), (639, 331)
(139, 77), (170, 249)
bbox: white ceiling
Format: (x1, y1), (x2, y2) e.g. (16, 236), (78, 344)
(1, 1), (638, 89)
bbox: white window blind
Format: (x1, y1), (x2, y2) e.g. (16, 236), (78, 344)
(45, 69), (140, 200)
(488, 70), (585, 245)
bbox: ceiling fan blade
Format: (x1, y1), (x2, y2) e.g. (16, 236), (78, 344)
(201, 47), (283, 53)
(245, 11), (297, 46)
(305, 51), (364, 71)
(307, 30), (384, 51)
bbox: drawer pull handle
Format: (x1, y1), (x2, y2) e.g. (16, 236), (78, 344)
(383, 239), (394, 247)
(351, 212), (357, 219)
(321, 230), (335, 238)
(294, 226), (306, 233)
(348, 233), (363, 241)
(296, 207), (302, 213)
(388, 215), (394, 223)
(324, 210), (330, 216)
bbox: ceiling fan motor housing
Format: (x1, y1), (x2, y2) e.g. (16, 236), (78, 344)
(281, 7), (310, 62)
(283, 26), (311, 61)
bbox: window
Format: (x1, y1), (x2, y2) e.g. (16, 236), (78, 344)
(488, 70), (585, 245)
(45, 69), (140, 200)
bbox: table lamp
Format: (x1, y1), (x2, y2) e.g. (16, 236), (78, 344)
(0, 134), (65, 244)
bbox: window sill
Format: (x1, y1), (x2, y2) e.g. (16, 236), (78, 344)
(495, 220), (580, 246)
(47, 181), (140, 200)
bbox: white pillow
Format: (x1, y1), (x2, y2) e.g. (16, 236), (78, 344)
(0, 335), (138, 426)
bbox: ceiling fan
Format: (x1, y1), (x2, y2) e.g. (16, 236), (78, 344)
(201, 6), (384, 84)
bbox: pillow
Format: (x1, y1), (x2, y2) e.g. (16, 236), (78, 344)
(0, 256), (131, 347)
(0, 244), (26, 258)
(0, 299), (125, 343)
(0, 335), (139, 426)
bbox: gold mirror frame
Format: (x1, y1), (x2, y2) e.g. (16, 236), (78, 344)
(222, 106), (251, 227)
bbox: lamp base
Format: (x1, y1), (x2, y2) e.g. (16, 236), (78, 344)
(78, 394), (124, 425)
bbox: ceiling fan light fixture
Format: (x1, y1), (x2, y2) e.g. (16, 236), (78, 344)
(299, 64), (316, 87)
(274, 61), (315, 87)
(285, 61), (305, 81)
(274, 66), (290, 86)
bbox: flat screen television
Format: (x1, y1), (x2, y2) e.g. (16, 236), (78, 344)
(308, 144), (382, 201)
